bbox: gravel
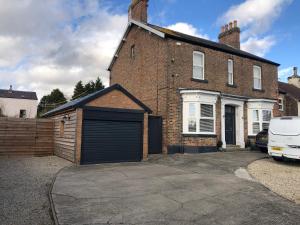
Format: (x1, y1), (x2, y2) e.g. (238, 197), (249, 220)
(0, 156), (71, 225)
(248, 158), (300, 204)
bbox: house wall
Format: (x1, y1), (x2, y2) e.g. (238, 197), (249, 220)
(110, 25), (279, 152)
(0, 97), (38, 118)
(110, 26), (168, 116)
(284, 94), (299, 116)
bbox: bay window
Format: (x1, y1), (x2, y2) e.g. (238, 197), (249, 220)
(193, 51), (205, 80)
(184, 102), (215, 134)
(251, 109), (272, 135)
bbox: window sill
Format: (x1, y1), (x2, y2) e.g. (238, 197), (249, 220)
(182, 133), (217, 138)
(252, 88), (265, 93)
(191, 78), (208, 83)
(226, 83), (237, 88)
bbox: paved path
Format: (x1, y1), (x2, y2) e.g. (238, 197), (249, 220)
(51, 152), (300, 225)
(0, 156), (71, 225)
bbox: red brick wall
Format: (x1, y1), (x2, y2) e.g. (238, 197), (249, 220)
(110, 25), (279, 151)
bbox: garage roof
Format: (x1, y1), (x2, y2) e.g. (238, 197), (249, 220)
(43, 84), (152, 117)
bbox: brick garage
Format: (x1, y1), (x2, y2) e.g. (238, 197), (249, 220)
(43, 84), (151, 165)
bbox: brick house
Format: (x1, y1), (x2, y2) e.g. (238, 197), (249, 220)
(278, 67), (300, 116)
(109, 0), (280, 153)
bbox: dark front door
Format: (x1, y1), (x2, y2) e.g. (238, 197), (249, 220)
(148, 116), (162, 154)
(225, 105), (236, 145)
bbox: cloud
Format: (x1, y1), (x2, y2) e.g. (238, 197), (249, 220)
(0, 0), (128, 99)
(167, 22), (209, 39)
(241, 36), (276, 57)
(219, 0), (293, 56)
(279, 67), (293, 81)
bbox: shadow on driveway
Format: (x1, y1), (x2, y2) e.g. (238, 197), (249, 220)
(51, 152), (300, 225)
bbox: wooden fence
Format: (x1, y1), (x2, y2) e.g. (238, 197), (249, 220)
(0, 118), (54, 156)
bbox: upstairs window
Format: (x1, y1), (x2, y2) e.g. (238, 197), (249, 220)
(130, 45), (135, 59)
(193, 51), (204, 80)
(253, 66), (262, 90)
(19, 110), (26, 118)
(228, 59), (234, 85)
(278, 97), (284, 111)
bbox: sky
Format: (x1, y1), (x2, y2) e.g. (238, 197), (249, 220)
(0, 0), (299, 100)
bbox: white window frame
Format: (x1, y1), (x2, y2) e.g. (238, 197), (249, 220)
(250, 109), (272, 135)
(228, 59), (234, 85)
(183, 102), (216, 135)
(253, 65), (262, 90)
(193, 51), (205, 80)
(199, 104), (215, 133)
(278, 97), (284, 111)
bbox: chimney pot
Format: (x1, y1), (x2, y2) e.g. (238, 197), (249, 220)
(234, 20), (238, 28)
(218, 21), (240, 49)
(294, 67), (298, 76)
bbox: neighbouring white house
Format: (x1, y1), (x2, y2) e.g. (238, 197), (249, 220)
(0, 85), (38, 118)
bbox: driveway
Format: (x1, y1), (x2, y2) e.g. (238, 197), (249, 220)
(51, 152), (300, 225)
(0, 156), (71, 225)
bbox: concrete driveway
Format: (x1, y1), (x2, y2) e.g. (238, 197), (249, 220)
(51, 152), (300, 225)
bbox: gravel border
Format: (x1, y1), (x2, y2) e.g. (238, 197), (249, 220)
(248, 158), (300, 204)
(0, 156), (71, 225)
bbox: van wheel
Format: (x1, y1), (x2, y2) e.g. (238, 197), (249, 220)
(272, 156), (283, 162)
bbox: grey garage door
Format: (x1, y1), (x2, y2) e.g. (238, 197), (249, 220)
(81, 107), (143, 164)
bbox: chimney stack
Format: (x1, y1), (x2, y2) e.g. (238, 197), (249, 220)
(128, 0), (148, 23)
(218, 21), (240, 49)
(288, 66), (300, 88)
(293, 67), (298, 76)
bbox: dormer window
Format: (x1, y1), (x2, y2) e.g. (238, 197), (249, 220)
(193, 51), (205, 80)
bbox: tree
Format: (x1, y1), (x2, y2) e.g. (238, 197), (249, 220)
(84, 81), (96, 95)
(72, 81), (85, 100)
(37, 89), (67, 117)
(94, 77), (105, 91)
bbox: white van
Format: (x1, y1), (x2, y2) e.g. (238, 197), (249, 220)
(268, 117), (300, 160)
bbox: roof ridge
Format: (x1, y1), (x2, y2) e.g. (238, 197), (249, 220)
(147, 23), (279, 66)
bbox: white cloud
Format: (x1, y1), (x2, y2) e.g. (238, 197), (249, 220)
(167, 22), (209, 39)
(0, 0), (128, 99)
(241, 36), (276, 57)
(279, 67), (293, 81)
(219, 0), (293, 56)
